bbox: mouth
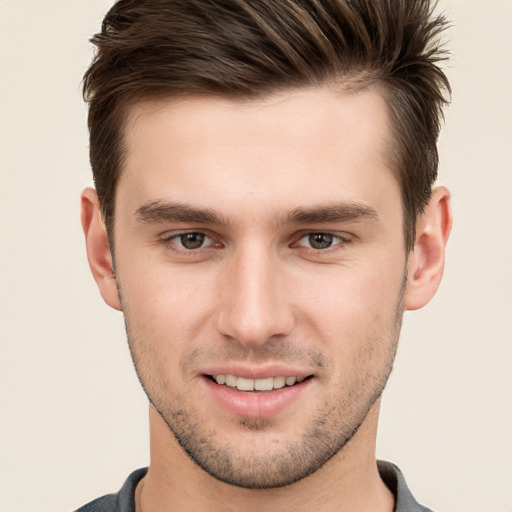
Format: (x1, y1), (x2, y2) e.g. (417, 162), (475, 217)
(202, 371), (314, 418)
(207, 374), (312, 392)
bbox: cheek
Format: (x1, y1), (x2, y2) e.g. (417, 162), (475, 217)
(292, 260), (404, 375)
(118, 255), (217, 324)
(117, 259), (223, 387)
(297, 261), (404, 323)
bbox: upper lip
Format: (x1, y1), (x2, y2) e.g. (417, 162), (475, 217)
(200, 364), (314, 380)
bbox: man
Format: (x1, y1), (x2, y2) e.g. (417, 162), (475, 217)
(78, 0), (452, 510)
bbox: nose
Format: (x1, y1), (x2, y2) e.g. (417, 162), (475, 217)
(215, 244), (294, 346)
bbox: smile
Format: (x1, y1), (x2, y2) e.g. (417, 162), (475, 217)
(211, 374), (306, 391)
(203, 372), (313, 417)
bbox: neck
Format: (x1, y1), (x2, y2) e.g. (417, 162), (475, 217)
(138, 403), (394, 512)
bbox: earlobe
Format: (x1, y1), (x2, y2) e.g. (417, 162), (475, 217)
(405, 186), (453, 311)
(81, 188), (122, 311)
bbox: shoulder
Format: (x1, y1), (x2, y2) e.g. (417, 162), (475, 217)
(378, 460), (434, 512)
(74, 468), (148, 512)
(75, 494), (117, 512)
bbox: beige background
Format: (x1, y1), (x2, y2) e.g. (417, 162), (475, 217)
(1, 1), (511, 511)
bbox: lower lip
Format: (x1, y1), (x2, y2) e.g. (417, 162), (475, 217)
(202, 377), (310, 419)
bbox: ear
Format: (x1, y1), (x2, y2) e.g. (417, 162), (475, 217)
(405, 186), (453, 311)
(81, 188), (122, 311)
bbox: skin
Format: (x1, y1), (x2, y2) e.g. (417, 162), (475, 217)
(82, 85), (452, 512)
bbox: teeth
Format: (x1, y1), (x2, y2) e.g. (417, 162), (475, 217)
(254, 377), (273, 391)
(225, 374), (237, 387)
(273, 376), (286, 389)
(236, 377), (254, 391)
(285, 376), (296, 386)
(213, 374), (306, 391)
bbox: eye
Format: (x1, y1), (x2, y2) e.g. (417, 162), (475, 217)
(168, 232), (212, 250)
(295, 232), (346, 250)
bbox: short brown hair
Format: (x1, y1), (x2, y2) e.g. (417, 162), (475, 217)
(83, 0), (450, 250)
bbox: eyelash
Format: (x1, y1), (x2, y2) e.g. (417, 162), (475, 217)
(160, 231), (220, 255)
(159, 230), (351, 256)
(293, 232), (350, 252)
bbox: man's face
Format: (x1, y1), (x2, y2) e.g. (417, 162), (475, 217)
(113, 86), (408, 488)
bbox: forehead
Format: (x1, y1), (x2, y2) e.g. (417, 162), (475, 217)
(118, 86), (399, 222)
(123, 85), (391, 155)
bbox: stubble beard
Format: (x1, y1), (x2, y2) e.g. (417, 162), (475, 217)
(121, 275), (406, 489)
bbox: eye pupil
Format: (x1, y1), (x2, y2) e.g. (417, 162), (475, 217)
(180, 233), (205, 249)
(309, 233), (333, 249)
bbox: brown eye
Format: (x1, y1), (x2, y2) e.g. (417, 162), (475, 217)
(308, 233), (334, 249)
(179, 232), (206, 249)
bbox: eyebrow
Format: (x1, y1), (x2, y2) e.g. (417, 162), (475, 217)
(135, 200), (378, 227)
(279, 202), (379, 226)
(136, 201), (231, 226)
